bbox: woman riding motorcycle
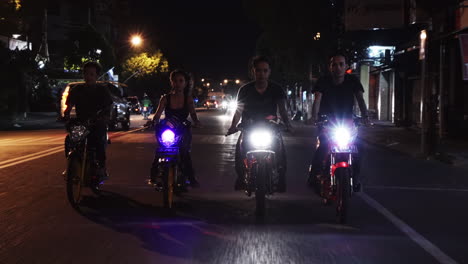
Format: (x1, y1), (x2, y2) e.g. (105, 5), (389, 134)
(149, 69), (201, 187)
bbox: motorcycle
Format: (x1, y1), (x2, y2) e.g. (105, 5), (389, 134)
(149, 117), (191, 209)
(142, 106), (150, 120)
(64, 114), (108, 207)
(227, 118), (285, 216)
(310, 115), (362, 224)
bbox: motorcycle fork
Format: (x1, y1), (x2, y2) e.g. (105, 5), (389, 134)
(328, 153), (353, 198)
(80, 139), (88, 187)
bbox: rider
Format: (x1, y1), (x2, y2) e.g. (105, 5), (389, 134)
(141, 94), (152, 119)
(227, 55), (292, 192)
(308, 53), (369, 192)
(63, 61), (113, 179)
(150, 69), (201, 187)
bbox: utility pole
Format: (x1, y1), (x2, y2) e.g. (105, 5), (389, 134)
(420, 29), (432, 156)
(439, 42), (448, 140)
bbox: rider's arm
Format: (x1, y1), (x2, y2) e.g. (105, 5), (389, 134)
(355, 91), (368, 118)
(311, 92), (322, 121)
(187, 96), (200, 125)
(277, 99), (291, 128)
(229, 102), (243, 131)
(98, 86), (113, 122)
(63, 88), (75, 118)
(152, 96), (167, 123)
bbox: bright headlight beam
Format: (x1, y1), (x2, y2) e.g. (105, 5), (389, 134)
(250, 130), (272, 149)
(333, 126), (352, 148)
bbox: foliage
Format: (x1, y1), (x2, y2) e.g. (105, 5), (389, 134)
(243, 0), (344, 81)
(122, 50), (169, 78)
(63, 25), (115, 72)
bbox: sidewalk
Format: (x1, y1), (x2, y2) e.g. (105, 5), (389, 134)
(359, 120), (468, 170)
(0, 112), (63, 130)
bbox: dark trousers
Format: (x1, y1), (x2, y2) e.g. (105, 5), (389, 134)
(87, 124), (108, 167)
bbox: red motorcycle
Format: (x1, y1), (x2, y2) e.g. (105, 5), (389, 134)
(310, 115), (363, 224)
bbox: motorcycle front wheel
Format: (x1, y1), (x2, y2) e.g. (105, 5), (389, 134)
(335, 167), (351, 224)
(162, 164), (175, 209)
(254, 163), (267, 217)
(66, 155), (83, 207)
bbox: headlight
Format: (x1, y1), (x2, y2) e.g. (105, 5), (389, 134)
(70, 125), (88, 142)
(249, 130), (273, 149)
(160, 129), (176, 147)
(228, 101), (237, 110)
(221, 101), (228, 108)
(332, 126), (352, 148)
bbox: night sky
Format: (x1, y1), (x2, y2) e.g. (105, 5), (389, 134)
(130, 1), (261, 80)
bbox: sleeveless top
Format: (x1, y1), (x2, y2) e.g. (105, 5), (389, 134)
(165, 94), (189, 121)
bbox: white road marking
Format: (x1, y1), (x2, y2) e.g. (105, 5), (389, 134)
(0, 146), (63, 166)
(366, 185), (468, 192)
(358, 192), (458, 264)
(0, 128), (144, 170)
(0, 147), (63, 169)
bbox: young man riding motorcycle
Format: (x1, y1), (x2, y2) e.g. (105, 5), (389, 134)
(227, 55), (293, 192)
(63, 61), (113, 180)
(308, 53), (369, 192)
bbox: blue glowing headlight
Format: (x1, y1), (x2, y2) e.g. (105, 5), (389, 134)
(160, 129), (176, 147)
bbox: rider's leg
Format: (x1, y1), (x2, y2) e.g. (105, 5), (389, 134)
(276, 135), (287, 192)
(308, 133), (328, 186)
(234, 133), (246, 190)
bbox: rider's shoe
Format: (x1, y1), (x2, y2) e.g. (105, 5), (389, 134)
(234, 177), (246, 190)
(96, 167), (109, 182)
(353, 182), (362, 192)
(276, 180), (286, 193)
(188, 177), (200, 188)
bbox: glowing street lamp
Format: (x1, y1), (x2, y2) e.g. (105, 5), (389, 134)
(235, 79), (240, 84)
(223, 79), (228, 84)
(130, 35), (143, 47)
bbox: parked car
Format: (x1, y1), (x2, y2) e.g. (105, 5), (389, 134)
(60, 81), (131, 130)
(126, 96), (141, 114)
(204, 99), (219, 109)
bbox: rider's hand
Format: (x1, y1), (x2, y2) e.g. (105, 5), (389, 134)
(144, 119), (154, 128)
(193, 120), (202, 128)
(362, 116), (371, 126)
(62, 114), (70, 122)
(227, 126), (238, 135)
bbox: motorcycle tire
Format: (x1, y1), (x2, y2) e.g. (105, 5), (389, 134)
(254, 163), (267, 217)
(163, 165), (175, 209)
(335, 167), (351, 224)
(66, 154), (83, 207)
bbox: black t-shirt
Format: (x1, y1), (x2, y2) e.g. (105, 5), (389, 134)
(313, 74), (364, 118)
(237, 81), (286, 121)
(66, 83), (113, 120)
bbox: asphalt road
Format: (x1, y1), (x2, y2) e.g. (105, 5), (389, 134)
(0, 111), (467, 264)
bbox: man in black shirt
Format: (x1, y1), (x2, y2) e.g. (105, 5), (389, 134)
(64, 61), (113, 178)
(227, 56), (292, 192)
(309, 54), (369, 192)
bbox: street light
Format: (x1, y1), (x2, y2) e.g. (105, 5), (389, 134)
(235, 79), (240, 84)
(224, 79), (228, 84)
(130, 35), (143, 47)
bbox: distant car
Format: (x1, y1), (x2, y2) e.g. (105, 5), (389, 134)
(126, 96), (141, 114)
(60, 81), (131, 130)
(204, 99), (218, 109)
